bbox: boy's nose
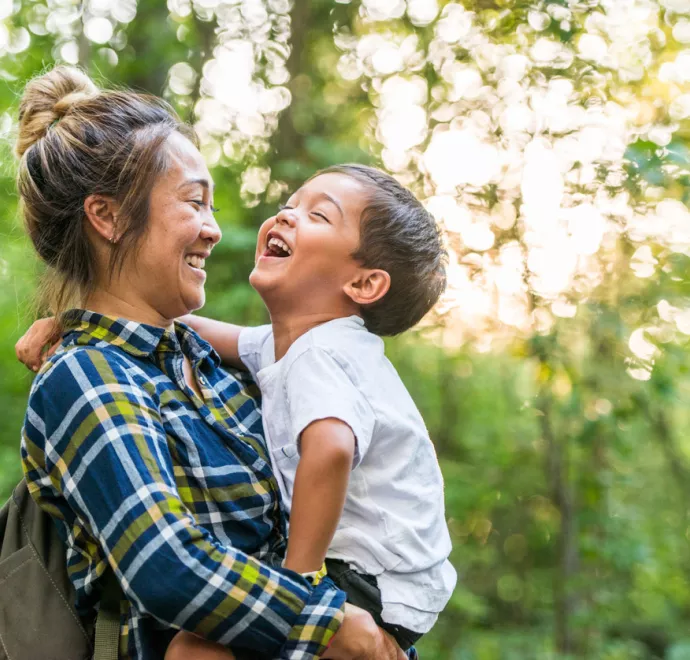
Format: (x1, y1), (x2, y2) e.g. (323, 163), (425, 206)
(276, 207), (297, 227)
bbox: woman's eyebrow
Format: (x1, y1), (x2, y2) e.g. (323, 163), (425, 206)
(178, 178), (214, 193)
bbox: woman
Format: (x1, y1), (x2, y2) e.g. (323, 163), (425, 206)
(15, 65), (404, 660)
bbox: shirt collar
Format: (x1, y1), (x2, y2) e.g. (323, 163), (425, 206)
(62, 309), (221, 367)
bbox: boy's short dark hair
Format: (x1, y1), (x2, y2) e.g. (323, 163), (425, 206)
(316, 164), (447, 336)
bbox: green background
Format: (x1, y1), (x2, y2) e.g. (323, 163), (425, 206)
(2, 1), (690, 658)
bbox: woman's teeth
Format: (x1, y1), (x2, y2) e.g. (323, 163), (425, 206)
(185, 255), (205, 269)
(268, 237), (292, 256)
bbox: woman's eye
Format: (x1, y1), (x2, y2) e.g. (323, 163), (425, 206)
(313, 211), (330, 223)
(190, 200), (219, 213)
(278, 204), (293, 211)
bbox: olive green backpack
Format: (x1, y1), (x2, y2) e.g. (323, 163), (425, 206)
(0, 479), (121, 660)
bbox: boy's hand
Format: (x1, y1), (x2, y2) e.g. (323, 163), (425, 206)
(15, 317), (60, 372)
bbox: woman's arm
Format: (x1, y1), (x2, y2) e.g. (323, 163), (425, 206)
(179, 314), (245, 368)
(324, 605), (407, 660)
(22, 347), (344, 659)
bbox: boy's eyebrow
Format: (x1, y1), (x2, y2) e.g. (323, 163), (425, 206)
(317, 192), (344, 219)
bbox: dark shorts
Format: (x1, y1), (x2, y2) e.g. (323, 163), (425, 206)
(325, 558), (423, 652)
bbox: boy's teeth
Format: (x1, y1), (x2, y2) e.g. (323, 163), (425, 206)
(185, 255), (205, 269)
(268, 237), (292, 256)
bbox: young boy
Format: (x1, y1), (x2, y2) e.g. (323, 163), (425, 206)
(18, 165), (456, 657)
(181, 165), (456, 654)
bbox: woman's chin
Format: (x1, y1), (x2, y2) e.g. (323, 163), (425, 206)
(179, 287), (206, 316)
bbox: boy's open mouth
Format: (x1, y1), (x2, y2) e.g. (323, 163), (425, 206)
(263, 233), (292, 258)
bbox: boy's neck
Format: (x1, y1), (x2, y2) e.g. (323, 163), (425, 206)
(270, 311), (358, 361)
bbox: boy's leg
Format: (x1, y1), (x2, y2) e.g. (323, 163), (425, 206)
(165, 631), (236, 660)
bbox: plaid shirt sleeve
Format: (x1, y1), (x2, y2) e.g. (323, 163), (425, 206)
(21, 347), (345, 658)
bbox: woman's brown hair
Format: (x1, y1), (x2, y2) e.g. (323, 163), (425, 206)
(16, 65), (196, 321)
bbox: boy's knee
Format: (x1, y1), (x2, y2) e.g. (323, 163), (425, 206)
(165, 631), (197, 660)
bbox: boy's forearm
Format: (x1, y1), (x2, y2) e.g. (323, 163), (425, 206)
(284, 419), (355, 575)
(179, 314), (245, 367)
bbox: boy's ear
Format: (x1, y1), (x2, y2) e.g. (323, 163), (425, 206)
(83, 194), (122, 243)
(343, 269), (391, 306)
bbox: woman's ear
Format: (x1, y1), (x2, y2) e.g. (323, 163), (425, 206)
(343, 269), (391, 306)
(83, 194), (121, 243)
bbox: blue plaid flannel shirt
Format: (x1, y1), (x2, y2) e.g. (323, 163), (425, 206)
(21, 310), (346, 659)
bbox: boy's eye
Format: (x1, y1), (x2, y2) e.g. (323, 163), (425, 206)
(312, 211), (330, 223)
(278, 204), (293, 211)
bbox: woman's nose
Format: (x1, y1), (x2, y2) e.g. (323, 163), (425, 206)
(201, 214), (222, 246)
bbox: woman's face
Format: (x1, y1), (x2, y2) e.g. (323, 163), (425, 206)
(122, 132), (221, 323)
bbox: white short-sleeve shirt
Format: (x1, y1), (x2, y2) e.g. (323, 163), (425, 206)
(238, 316), (457, 632)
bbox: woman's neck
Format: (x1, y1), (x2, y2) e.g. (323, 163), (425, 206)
(84, 289), (174, 329)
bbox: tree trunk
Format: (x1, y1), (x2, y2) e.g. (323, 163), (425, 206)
(639, 395), (690, 506)
(538, 378), (580, 655)
(125, 0), (178, 94)
(272, 0), (312, 178)
(187, 12), (216, 123)
(78, 1), (91, 71)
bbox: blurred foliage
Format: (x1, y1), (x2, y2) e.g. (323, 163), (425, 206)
(2, 0), (690, 658)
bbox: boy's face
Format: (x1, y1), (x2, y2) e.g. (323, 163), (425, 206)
(250, 173), (368, 313)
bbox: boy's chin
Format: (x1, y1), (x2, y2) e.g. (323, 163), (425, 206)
(249, 269), (280, 299)
(248, 268), (266, 291)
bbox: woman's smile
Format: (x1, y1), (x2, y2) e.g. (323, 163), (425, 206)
(184, 252), (210, 280)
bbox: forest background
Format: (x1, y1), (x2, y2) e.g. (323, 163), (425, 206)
(1, 0), (690, 658)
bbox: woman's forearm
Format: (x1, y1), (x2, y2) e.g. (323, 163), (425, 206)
(179, 314), (245, 367)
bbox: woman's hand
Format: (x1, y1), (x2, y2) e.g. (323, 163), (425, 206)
(322, 604), (406, 660)
(15, 317), (59, 372)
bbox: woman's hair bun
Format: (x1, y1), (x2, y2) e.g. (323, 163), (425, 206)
(16, 65), (98, 158)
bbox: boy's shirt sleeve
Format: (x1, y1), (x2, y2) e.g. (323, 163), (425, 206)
(237, 325), (273, 380)
(284, 347), (376, 466)
(21, 347), (345, 658)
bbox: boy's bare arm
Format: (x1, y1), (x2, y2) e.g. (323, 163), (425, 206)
(284, 418), (355, 575)
(15, 317), (60, 372)
(179, 315), (245, 368)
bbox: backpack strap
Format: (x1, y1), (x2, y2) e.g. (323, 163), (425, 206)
(93, 569), (122, 660)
